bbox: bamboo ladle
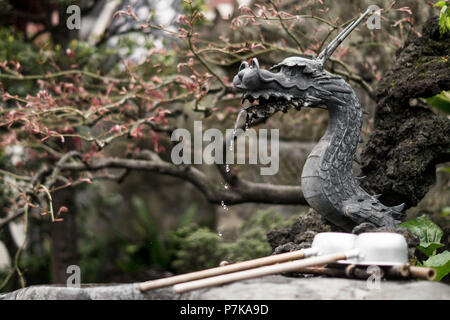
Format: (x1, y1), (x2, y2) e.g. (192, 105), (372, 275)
(172, 232), (432, 293)
(173, 249), (360, 293)
(173, 233), (358, 293)
(139, 246), (318, 291)
(139, 232), (355, 292)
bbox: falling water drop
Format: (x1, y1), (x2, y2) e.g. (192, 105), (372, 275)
(218, 231), (223, 237)
(221, 200), (229, 211)
(224, 184), (229, 190)
(225, 164), (230, 173)
(229, 108), (247, 152)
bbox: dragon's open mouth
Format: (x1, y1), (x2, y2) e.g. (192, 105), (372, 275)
(241, 90), (303, 112)
(238, 90), (303, 126)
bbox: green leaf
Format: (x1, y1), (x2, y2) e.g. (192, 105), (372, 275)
(426, 91), (450, 114)
(399, 215), (444, 256)
(439, 6), (449, 34)
(418, 242), (445, 256)
(442, 206), (450, 217)
(179, 204), (198, 228)
(434, 1), (447, 8)
(423, 251), (450, 281)
(437, 167), (450, 174)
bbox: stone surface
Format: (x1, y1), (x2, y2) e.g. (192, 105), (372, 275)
(0, 283), (176, 300)
(1, 276), (449, 300)
(267, 209), (335, 253)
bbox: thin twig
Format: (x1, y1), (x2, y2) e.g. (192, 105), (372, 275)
(267, 0), (303, 52)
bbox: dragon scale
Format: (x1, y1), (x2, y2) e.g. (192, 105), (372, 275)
(300, 85), (400, 230)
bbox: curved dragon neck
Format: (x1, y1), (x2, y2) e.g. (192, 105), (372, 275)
(300, 88), (366, 229)
(316, 90), (362, 183)
(300, 86), (400, 230)
(302, 89), (363, 204)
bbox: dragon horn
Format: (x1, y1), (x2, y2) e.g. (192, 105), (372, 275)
(316, 8), (372, 68)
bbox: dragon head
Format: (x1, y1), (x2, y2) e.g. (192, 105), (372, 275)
(232, 8), (372, 125)
(233, 56), (325, 113)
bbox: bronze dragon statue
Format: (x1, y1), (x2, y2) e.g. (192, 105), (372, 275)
(232, 9), (405, 231)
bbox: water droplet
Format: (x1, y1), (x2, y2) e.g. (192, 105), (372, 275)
(221, 200), (228, 211)
(225, 164), (230, 173)
(218, 232), (223, 237)
(224, 184), (229, 190)
(229, 108), (246, 152)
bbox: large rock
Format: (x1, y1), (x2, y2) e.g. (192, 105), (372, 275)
(1, 276), (449, 300)
(360, 17), (450, 209)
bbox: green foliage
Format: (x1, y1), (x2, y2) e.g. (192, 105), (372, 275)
(182, 0), (207, 14)
(224, 208), (296, 263)
(426, 90), (450, 114)
(0, 27), (118, 96)
(222, 228), (272, 263)
(77, 193), (208, 279)
(441, 206), (450, 217)
(434, 1), (450, 36)
(423, 251), (450, 281)
(79, 234), (114, 283)
(168, 208), (297, 273)
(399, 215), (444, 256)
(77, 191), (172, 281)
(0, 0), (12, 11)
(127, 196), (169, 269)
(179, 204), (198, 228)
(399, 214), (450, 281)
(168, 224), (227, 272)
(437, 167), (450, 174)
(0, 28), (43, 95)
(240, 207), (296, 232)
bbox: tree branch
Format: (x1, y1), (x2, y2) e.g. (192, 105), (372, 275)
(59, 155), (306, 206)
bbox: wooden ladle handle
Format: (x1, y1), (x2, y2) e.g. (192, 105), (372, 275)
(173, 251), (351, 293)
(409, 266), (436, 281)
(139, 248), (315, 291)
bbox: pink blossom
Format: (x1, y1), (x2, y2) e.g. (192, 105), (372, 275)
(57, 206), (69, 217)
(397, 7), (412, 15)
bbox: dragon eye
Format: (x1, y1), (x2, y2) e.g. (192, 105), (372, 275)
(239, 61), (249, 71)
(251, 58), (260, 69)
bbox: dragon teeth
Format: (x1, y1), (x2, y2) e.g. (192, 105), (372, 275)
(241, 91), (299, 105)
